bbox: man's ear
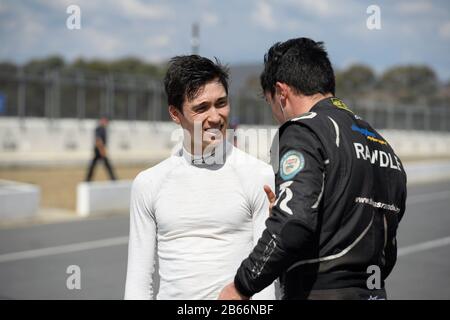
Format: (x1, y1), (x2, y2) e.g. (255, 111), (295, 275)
(275, 82), (289, 105)
(168, 105), (182, 125)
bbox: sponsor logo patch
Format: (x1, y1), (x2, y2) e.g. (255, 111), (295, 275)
(351, 124), (387, 145)
(280, 150), (305, 180)
(331, 98), (353, 113)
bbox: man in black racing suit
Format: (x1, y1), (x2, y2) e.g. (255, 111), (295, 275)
(218, 37), (407, 300)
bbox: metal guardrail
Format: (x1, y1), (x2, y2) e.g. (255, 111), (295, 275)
(0, 69), (166, 124)
(0, 69), (449, 131)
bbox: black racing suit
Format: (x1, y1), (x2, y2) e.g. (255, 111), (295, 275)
(234, 97), (407, 299)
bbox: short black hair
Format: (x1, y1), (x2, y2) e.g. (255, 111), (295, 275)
(260, 37), (335, 97)
(164, 55), (229, 112)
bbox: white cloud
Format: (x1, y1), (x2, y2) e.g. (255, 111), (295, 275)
(35, 0), (72, 10)
(35, 0), (100, 12)
(297, 0), (333, 17)
(285, 19), (303, 31)
(35, 0), (171, 21)
(251, 1), (276, 31)
(439, 21), (450, 40)
(84, 28), (122, 53)
(118, 0), (171, 20)
(146, 34), (171, 48)
(394, 23), (417, 37)
(340, 57), (361, 69)
(202, 12), (219, 26)
(0, 1), (9, 14)
(1, 4), (46, 51)
(1, 0), (449, 80)
(285, 0), (359, 18)
(146, 53), (167, 63)
(395, 1), (434, 15)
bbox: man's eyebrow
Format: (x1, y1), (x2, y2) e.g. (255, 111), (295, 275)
(193, 101), (209, 109)
(193, 96), (228, 108)
(216, 96), (228, 102)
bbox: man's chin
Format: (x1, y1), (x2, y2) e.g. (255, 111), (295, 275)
(202, 137), (224, 150)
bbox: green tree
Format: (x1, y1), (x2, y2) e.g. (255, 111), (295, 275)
(335, 64), (376, 98)
(0, 62), (18, 74)
(24, 55), (65, 73)
(71, 58), (110, 73)
(0, 62), (18, 116)
(70, 56), (165, 79)
(379, 65), (438, 105)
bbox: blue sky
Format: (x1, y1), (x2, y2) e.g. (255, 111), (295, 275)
(1, 0), (450, 80)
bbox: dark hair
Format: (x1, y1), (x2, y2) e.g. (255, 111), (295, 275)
(260, 37), (335, 97)
(164, 55), (229, 112)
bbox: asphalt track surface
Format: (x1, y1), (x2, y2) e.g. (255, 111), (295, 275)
(0, 180), (449, 300)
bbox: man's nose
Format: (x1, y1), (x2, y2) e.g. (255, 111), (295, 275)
(207, 107), (221, 124)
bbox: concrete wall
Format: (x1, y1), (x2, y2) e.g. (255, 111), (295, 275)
(76, 181), (132, 217)
(1, 117), (450, 167)
(0, 117), (178, 166)
(0, 180), (40, 219)
(0, 118), (176, 152)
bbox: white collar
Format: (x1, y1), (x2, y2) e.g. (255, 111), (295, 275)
(180, 141), (233, 166)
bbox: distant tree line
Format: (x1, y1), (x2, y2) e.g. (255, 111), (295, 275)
(242, 64), (450, 109)
(0, 56), (449, 120)
(335, 64), (449, 108)
(0, 55), (166, 78)
(0, 56), (167, 119)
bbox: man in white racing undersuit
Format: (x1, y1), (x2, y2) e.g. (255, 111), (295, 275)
(124, 55), (276, 300)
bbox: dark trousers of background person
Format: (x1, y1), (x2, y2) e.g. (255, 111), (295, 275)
(85, 150), (117, 181)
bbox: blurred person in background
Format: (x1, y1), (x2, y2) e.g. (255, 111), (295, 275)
(85, 116), (117, 181)
(219, 37), (407, 300)
(124, 55), (277, 300)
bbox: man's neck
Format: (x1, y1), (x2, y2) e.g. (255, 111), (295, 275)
(288, 92), (333, 119)
(183, 139), (202, 156)
(184, 139), (217, 157)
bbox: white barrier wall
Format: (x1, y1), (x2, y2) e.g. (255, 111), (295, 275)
(77, 180), (132, 217)
(0, 180), (40, 219)
(1, 117), (450, 167)
(0, 118), (178, 153)
(0, 118), (178, 167)
(404, 161), (450, 184)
